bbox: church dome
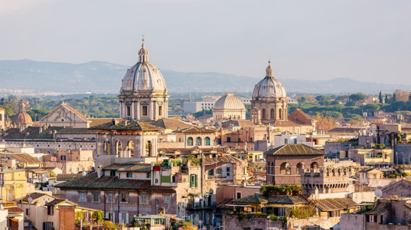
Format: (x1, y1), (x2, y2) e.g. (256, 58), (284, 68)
(120, 41), (167, 94)
(12, 99), (33, 127)
(252, 61), (287, 100)
(12, 112), (32, 125)
(214, 93), (245, 110)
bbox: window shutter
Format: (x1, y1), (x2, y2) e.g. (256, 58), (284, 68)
(119, 213), (123, 223)
(105, 212), (109, 219)
(126, 213), (129, 224)
(195, 174), (198, 187)
(190, 175), (193, 188)
(112, 213), (116, 223)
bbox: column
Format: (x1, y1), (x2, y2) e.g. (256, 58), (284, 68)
(131, 102), (135, 119)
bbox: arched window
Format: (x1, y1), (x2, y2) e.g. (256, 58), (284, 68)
(279, 109), (282, 119)
(280, 162), (291, 175)
(311, 162), (318, 169)
(104, 141), (111, 155)
(296, 162), (303, 175)
(115, 141), (122, 155)
(187, 137), (193, 146)
(196, 137), (202, 146)
(270, 109), (274, 119)
(262, 109), (266, 119)
(146, 141), (152, 156)
(127, 141), (134, 157)
(205, 137), (211, 146)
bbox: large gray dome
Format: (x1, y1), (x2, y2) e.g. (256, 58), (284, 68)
(214, 93), (245, 110)
(252, 62), (286, 100)
(120, 42), (167, 94)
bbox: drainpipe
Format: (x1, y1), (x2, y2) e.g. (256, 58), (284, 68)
(118, 190), (120, 224)
(136, 190), (140, 216)
(104, 191), (106, 216)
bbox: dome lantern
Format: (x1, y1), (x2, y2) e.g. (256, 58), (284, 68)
(266, 61), (273, 77)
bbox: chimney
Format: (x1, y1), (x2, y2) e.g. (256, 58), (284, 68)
(123, 120), (128, 126)
(39, 127), (43, 134)
(53, 130), (57, 139)
(97, 165), (103, 178)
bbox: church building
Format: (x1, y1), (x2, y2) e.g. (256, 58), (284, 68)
(251, 62), (314, 134)
(118, 40), (169, 122)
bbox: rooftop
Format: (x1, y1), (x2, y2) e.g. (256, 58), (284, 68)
(265, 144), (325, 156)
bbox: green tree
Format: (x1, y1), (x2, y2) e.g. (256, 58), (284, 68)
(344, 114), (362, 121)
(393, 93), (396, 102)
(385, 95), (389, 104)
(378, 91), (382, 103)
(349, 93), (367, 102)
(297, 96), (306, 104)
(363, 104), (380, 113)
(315, 95), (329, 102)
(92, 211), (104, 226)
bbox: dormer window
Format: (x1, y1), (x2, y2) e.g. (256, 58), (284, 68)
(110, 170), (116, 176)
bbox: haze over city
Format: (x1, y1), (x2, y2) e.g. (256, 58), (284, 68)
(1, 0), (411, 84)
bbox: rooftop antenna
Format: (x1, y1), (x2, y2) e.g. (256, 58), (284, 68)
(142, 34), (145, 43)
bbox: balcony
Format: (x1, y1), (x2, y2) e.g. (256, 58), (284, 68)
(187, 201), (216, 209)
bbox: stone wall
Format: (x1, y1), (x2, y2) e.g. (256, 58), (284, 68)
(288, 216), (342, 230)
(224, 215), (283, 230)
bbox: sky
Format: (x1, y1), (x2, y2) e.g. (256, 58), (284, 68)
(1, 0), (411, 84)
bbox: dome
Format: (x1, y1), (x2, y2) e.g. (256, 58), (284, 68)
(120, 42), (167, 94)
(252, 61), (286, 99)
(12, 99), (33, 127)
(12, 112), (32, 125)
(214, 93), (245, 110)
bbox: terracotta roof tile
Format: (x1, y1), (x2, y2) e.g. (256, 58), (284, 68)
(315, 198), (358, 211)
(265, 144), (325, 156)
(92, 120), (162, 131)
(5, 207), (24, 213)
(152, 118), (195, 131)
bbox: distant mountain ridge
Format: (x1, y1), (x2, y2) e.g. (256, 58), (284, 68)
(0, 59), (409, 95)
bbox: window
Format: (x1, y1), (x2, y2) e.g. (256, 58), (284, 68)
(61, 155), (66, 161)
(120, 212), (129, 224)
(142, 106), (148, 116)
(236, 192), (242, 199)
(93, 192), (99, 202)
(47, 206), (54, 215)
(79, 192), (86, 202)
(165, 195), (170, 203)
(227, 167), (231, 176)
(141, 194), (148, 204)
(110, 170), (116, 176)
(187, 137), (193, 146)
(107, 193), (114, 203)
(127, 105), (131, 117)
(146, 172), (151, 178)
(159, 106), (163, 116)
(208, 169), (214, 176)
(190, 174), (198, 188)
(26, 208), (29, 215)
(126, 172), (133, 178)
(196, 137), (202, 146)
(205, 137), (211, 146)
(227, 137), (231, 143)
(216, 169), (222, 174)
(121, 193), (128, 203)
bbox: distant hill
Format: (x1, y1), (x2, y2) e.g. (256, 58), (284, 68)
(0, 59), (409, 95)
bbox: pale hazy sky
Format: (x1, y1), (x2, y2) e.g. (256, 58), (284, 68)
(1, 0), (411, 84)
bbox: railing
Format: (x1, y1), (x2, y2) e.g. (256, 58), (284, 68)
(188, 202), (216, 209)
